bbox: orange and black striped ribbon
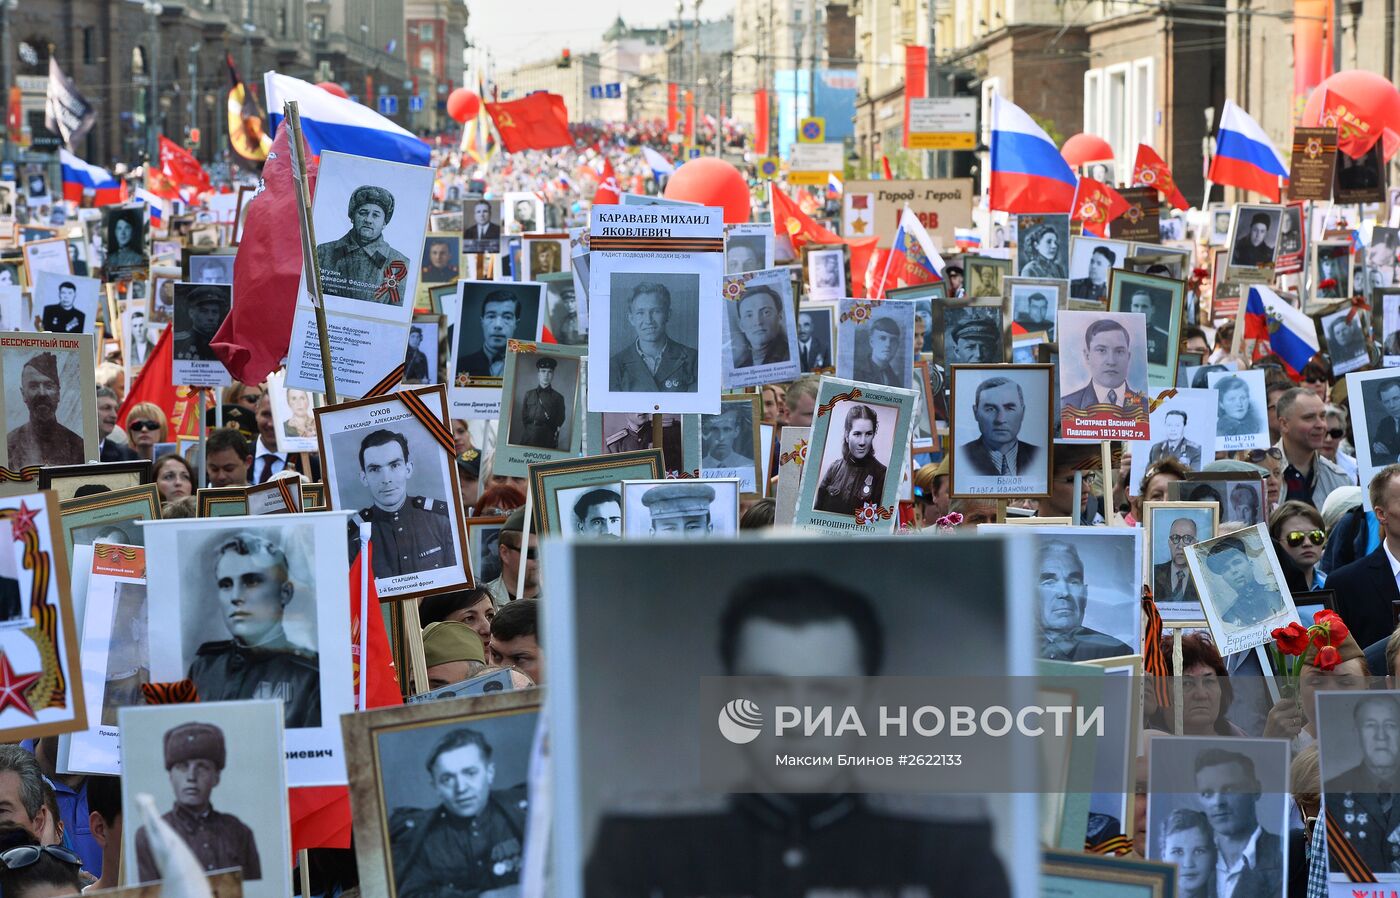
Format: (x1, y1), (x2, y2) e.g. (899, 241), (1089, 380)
(1141, 587), (1170, 709)
(1147, 389), (1179, 413)
(399, 390), (456, 455)
(817, 388), (864, 418)
(17, 524), (63, 707)
(1085, 834), (1133, 856)
(142, 680), (199, 705)
(0, 466), (41, 483)
(588, 236), (724, 253)
(1326, 808), (1377, 882)
(365, 364), (406, 399)
(275, 478), (298, 513)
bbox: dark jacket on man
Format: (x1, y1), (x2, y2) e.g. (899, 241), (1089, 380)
(520, 386), (567, 448)
(355, 497), (456, 579)
(1326, 546), (1400, 649)
(1326, 765), (1400, 873)
(609, 339), (698, 393)
(960, 438), (1040, 477)
(186, 635), (321, 728)
(0, 575), (20, 621)
(389, 784), (528, 898)
(135, 802), (261, 882)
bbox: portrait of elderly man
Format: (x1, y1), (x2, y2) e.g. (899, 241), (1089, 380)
(1232, 211), (1277, 268)
(815, 403), (887, 515)
(853, 317), (903, 386)
(609, 281), (699, 393)
(351, 430), (456, 579)
(135, 722), (261, 882)
(186, 531), (320, 728)
(6, 352), (84, 467)
(1037, 538), (1134, 661)
(389, 728), (528, 898)
(1060, 319), (1148, 420)
(1203, 537), (1285, 628)
(1153, 517), (1200, 603)
(572, 488), (622, 539)
(731, 285), (790, 368)
(945, 314), (1001, 365)
(1191, 748), (1282, 898)
(959, 376), (1040, 477)
(1324, 695), (1400, 872)
(458, 288), (521, 379)
(641, 483), (718, 536)
(315, 185), (410, 304)
(40, 280), (86, 334)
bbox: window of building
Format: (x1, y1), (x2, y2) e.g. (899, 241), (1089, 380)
(1082, 56), (1155, 171)
(419, 47), (435, 75)
(82, 27), (95, 65)
(420, 23), (434, 40)
(309, 15), (325, 41)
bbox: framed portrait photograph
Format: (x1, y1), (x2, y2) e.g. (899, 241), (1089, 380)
(504, 192), (544, 235)
(910, 359), (942, 453)
(1129, 387), (1217, 494)
(1207, 367), (1270, 451)
(1274, 201), (1306, 275)
(621, 478), (740, 538)
(1343, 368), (1400, 503)
(1108, 269), (1185, 389)
(935, 296), (1009, 368)
(419, 232), (461, 285)
(119, 700), (291, 898)
(1311, 240), (1355, 305)
(1315, 300), (1373, 375)
(495, 343), (585, 477)
(147, 265), (179, 325)
(1125, 244), (1191, 280)
(1169, 474), (1265, 527)
(1143, 500), (1219, 620)
(1334, 141), (1388, 204)
(400, 316), (443, 387)
(1057, 310), (1151, 441)
(195, 486), (248, 518)
(121, 304), (163, 384)
(450, 279), (546, 391)
(264, 369), (322, 454)
(526, 449), (664, 536)
(948, 363), (1053, 499)
(463, 197), (504, 255)
(795, 375), (918, 534)
(1042, 850), (1176, 896)
(142, 512), (354, 783)
(1067, 235), (1129, 310)
(38, 459), (151, 503)
(724, 223), (773, 274)
(721, 268), (800, 389)
(655, 413), (701, 478)
(836, 298), (917, 388)
(464, 515), (507, 582)
(59, 483), (161, 563)
(963, 255), (1011, 300)
(1226, 203), (1283, 283)
(978, 524), (1143, 660)
(1145, 735), (1290, 898)
(699, 394), (762, 497)
(245, 476), (304, 515)
(0, 331), (98, 470)
(102, 205), (148, 279)
(1014, 213), (1069, 279)
(33, 270), (100, 335)
(343, 690), (542, 898)
(542, 272), (586, 347)
(1366, 226), (1400, 295)
(171, 282), (233, 387)
(1317, 690), (1400, 886)
(1006, 278), (1062, 342)
(20, 235), (70, 284)
(185, 250), (235, 285)
(1185, 522), (1299, 655)
(522, 233), (569, 281)
(795, 301), (835, 373)
(585, 411), (655, 457)
(800, 242), (848, 303)
(315, 385), (473, 601)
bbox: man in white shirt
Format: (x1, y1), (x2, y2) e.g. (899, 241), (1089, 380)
(1193, 747), (1282, 898)
(252, 394), (290, 484)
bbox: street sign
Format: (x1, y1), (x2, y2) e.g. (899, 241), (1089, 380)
(789, 142), (843, 174)
(605, 83), (622, 99)
(907, 97), (978, 150)
(409, 95), (425, 112)
(798, 117), (825, 143)
(377, 95), (399, 115)
(757, 157), (780, 179)
(589, 85), (603, 99)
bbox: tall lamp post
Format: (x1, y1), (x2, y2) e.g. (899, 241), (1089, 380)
(1, 0), (16, 164)
(144, 1), (162, 168)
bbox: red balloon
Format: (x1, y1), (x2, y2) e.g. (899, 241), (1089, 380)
(315, 82), (349, 99)
(447, 88), (481, 124)
(662, 156), (751, 223)
(1301, 70), (1400, 160)
(1060, 132), (1114, 167)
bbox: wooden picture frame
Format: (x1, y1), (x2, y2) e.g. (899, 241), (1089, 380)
(38, 460), (152, 503)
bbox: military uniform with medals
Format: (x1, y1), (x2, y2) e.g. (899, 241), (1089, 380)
(186, 631), (321, 728)
(814, 453), (888, 515)
(355, 496), (456, 579)
(1328, 767), (1400, 873)
(315, 185), (411, 303)
(389, 783), (528, 898)
(520, 358), (567, 449)
(40, 304), (85, 333)
(1219, 581), (1283, 627)
(608, 338), (699, 393)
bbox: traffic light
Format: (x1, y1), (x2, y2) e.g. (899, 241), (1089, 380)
(557, 48), (571, 68)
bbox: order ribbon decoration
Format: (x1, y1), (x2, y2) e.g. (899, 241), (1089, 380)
(373, 260), (409, 304)
(817, 388), (864, 419)
(397, 389), (457, 455)
(0, 466), (42, 483)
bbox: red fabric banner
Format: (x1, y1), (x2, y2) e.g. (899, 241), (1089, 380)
(667, 83), (679, 134)
(754, 89), (769, 157)
(486, 93), (572, 153)
(903, 46), (927, 149)
(1292, 0), (1333, 123)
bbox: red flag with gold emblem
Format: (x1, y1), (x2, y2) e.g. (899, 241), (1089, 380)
(769, 184), (880, 296)
(486, 93), (571, 153)
(1132, 144), (1188, 211)
(1072, 177), (1131, 238)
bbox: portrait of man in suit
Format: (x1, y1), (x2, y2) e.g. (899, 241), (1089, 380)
(1148, 409), (1202, 469)
(959, 375), (1040, 477)
(1070, 245), (1115, 306)
(1060, 318), (1147, 421)
(1036, 538), (1134, 662)
(1152, 516), (1199, 604)
(796, 310), (830, 372)
(1190, 748), (1283, 898)
(464, 199), (502, 254)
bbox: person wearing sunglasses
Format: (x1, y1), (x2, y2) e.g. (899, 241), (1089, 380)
(482, 508), (540, 608)
(1270, 501), (1328, 589)
(1275, 387), (1352, 510)
(122, 403), (167, 461)
(0, 826), (83, 898)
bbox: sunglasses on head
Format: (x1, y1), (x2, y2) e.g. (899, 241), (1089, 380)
(127, 419), (162, 432)
(1326, 428), (1346, 440)
(0, 844), (83, 870)
(1285, 529), (1327, 547)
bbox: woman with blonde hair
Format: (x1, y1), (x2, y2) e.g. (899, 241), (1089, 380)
(122, 403), (167, 460)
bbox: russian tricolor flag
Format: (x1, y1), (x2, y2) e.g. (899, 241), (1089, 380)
(1208, 100), (1288, 202)
(873, 206), (945, 298)
(132, 187), (166, 224)
(264, 72), (430, 166)
(989, 93), (1078, 213)
(59, 150), (123, 205)
(1244, 284), (1319, 380)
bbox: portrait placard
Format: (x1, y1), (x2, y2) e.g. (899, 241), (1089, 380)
(1317, 690), (1400, 886)
(342, 691), (542, 898)
(964, 256), (1011, 300)
(196, 486), (249, 518)
(503, 192), (544, 235)
(1315, 300), (1373, 375)
(417, 232), (462, 304)
(266, 368), (323, 454)
(495, 342), (585, 478)
(1143, 501), (1219, 620)
(1107, 269), (1184, 389)
(286, 151), (436, 398)
(462, 197), (504, 255)
(171, 282), (233, 388)
(449, 280), (546, 419)
(120, 302), (163, 382)
(621, 478), (740, 538)
(119, 700), (291, 898)
(1128, 387), (1217, 492)
(33, 270), (100, 335)
(38, 459), (151, 503)
(59, 483), (160, 565)
(724, 223), (773, 274)
(142, 513), (354, 784)
(773, 425), (810, 526)
(1066, 236), (1129, 310)
(1311, 240), (1355, 306)
(803, 244), (850, 302)
(1226, 203), (1284, 283)
(522, 233), (569, 281)
(185, 251), (235, 285)
(721, 268), (800, 389)
(1185, 522), (1299, 655)
(1344, 367), (1400, 508)
(1275, 201), (1307, 275)
(698, 394), (762, 497)
(316, 385), (473, 601)
(0, 331), (97, 470)
(102, 205), (148, 280)
(20, 236), (71, 284)
(948, 363), (1053, 498)
(836, 298), (917, 389)
(934, 293), (1010, 369)
(795, 301), (835, 373)
(1006, 278), (1062, 343)
(1207, 367), (1271, 451)
(526, 450), (664, 536)
(542, 272), (585, 347)
(1334, 141), (1388, 205)
(1056, 310), (1151, 441)
(795, 376), (917, 534)
(1014, 213), (1069, 279)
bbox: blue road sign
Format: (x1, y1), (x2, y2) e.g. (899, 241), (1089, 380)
(409, 95), (425, 112)
(605, 82), (621, 98)
(378, 95), (399, 115)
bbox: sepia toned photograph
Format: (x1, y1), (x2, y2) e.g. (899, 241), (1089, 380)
(964, 256), (1011, 300)
(621, 478), (740, 538)
(804, 245), (849, 302)
(1185, 523), (1298, 655)
(721, 268), (800, 389)
(949, 364), (1053, 498)
(523, 234), (569, 281)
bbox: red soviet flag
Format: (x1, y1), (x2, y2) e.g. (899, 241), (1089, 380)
(769, 184), (879, 296)
(150, 135), (211, 199)
(1072, 177), (1131, 237)
(210, 123), (316, 385)
(116, 326), (205, 438)
(593, 156), (621, 205)
(486, 93), (571, 153)
(1132, 144), (1189, 211)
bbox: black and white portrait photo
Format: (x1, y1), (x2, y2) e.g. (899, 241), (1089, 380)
(725, 233), (767, 274)
(949, 364), (1052, 498)
(188, 254), (234, 285)
(2, 337), (95, 469)
(965, 257), (1008, 300)
(1133, 388), (1217, 485)
(811, 400), (896, 516)
(463, 198), (503, 254)
(343, 693), (540, 898)
(315, 184), (411, 304)
(1321, 305), (1372, 375)
(1146, 736), (1290, 898)
(1168, 477), (1266, 526)
(420, 235), (461, 285)
(172, 282), (233, 388)
(123, 305), (161, 378)
(452, 281), (544, 384)
(1015, 214), (1069, 279)
(722, 270), (800, 388)
(558, 485), (624, 539)
(1366, 227), (1400, 294)
(1057, 310), (1151, 441)
(1009, 280), (1059, 341)
(524, 235), (568, 281)
(1317, 691), (1400, 882)
(119, 701), (291, 898)
(1110, 275), (1176, 367)
(621, 479), (740, 538)
(796, 304), (834, 372)
(1067, 236), (1128, 308)
(505, 192), (544, 235)
(401, 321), (440, 386)
(506, 353), (579, 451)
(1342, 369), (1400, 487)
(607, 273), (700, 393)
(806, 247), (847, 301)
(266, 370), (321, 454)
(699, 398), (759, 494)
(942, 305), (1004, 365)
(1208, 368), (1271, 451)
(836, 298), (915, 389)
(1186, 523), (1297, 655)
(1313, 241), (1355, 301)
(1144, 502), (1217, 619)
(34, 270), (99, 335)
(102, 205), (147, 277)
(1380, 291), (1400, 363)
(1227, 205), (1283, 275)
(545, 276), (585, 346)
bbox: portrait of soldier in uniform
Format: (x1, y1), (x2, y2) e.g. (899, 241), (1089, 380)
(546, 281), (583, 346)
(1070, 245), (1116, 306)
(515, 357), (568, 449)
(638, 482), (720, 536)
(41, 280), (86, 334)
(815, 403), (887, 516)
(1201, 536), (1286, 629)
(403, 326), (432, 385)
(700, 405), (755, 491)
(572, 488), (622, 539)
(351, 430), (456, 580)
(421, 238), (459, 283)
(135, 722), (261, 882)
(104, 208), (146, 273)
(730, 284), (791, 369)
(1323, 694), (1400, 874)
(6, 351), (85, 467)
(1036, 538), (1134, 661)
(1148, 409), (1202, 469)
(388, 728), (527, 898)
(608, 280), (699, 393)
(316, 185), (410, 304)
(511, 198), (538, 234)
(944, 311), (1002, 365)
(186, 531), (321, 728)
(173, 284), (231, 363)
(528, 239), (563, 277)
(602, 413), (654, 454)
(852, 317), (904, 386)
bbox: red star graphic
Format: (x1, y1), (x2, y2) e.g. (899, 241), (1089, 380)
(9, 502), (38, 541)
(0, 652), (42, 719)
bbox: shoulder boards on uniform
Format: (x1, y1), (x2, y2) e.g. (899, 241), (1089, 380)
(194, 640), (234, 656)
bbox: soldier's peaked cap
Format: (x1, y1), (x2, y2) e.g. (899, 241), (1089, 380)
(641, 483), (715, 519)
(348, 186), (395, 223)
(536, 357), (558, 370)
(164, 721), (226, 770)
(951, 317), (998, 343)
(186, 285), (230, 307)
